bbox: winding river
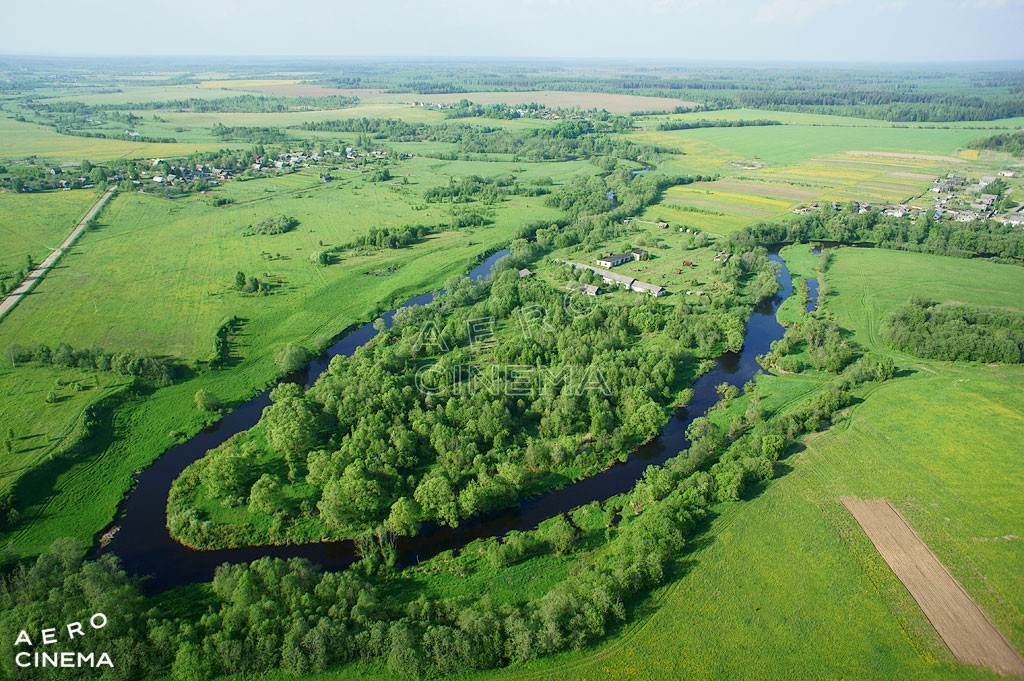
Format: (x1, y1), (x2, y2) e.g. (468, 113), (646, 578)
(103, 249), (795, 592)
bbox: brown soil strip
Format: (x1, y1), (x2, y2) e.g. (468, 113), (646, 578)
(842, 497), (1024, 677)
(845, 150), (964, 163)
(696, 179), (817, 201)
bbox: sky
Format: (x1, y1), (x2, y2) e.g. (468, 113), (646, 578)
(1, 0), (1023, 62)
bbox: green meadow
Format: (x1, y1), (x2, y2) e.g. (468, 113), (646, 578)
(0, 116), (228, 162)
(463, 248), (1024, 681)
(0, 159), (570, 563)
(0, 188), (101, 275)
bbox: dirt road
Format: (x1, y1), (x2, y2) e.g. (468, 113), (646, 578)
(0, 187), (115, 323)
(842, 497), (1024, 677)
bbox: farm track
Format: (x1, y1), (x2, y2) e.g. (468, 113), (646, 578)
(842, 497), (1024, 677)
(0, 187), (115, 323)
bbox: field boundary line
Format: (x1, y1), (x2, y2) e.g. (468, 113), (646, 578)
(841, 496), (1024, 677)
(0, 187), (116, 324)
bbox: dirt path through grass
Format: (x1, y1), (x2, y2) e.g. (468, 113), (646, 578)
(0, 187), (115, 323)
(842, 497), (1024, 677)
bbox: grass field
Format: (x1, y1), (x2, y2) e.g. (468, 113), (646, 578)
(0, 159), (570, 564)
(0, 364), (130, 497)
(0, 188), (101, 276)
(0, 116), (227, 162)
(0, 165), (563, 359)
(466, 249), (1024, 681)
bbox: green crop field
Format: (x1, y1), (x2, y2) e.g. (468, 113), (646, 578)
(443, 247), (1024, 681)
(626, 113), (1022, 237)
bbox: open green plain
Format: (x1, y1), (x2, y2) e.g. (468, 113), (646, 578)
(452, 248), (1023, 681)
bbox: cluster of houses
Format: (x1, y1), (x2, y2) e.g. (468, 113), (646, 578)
(927, 172), (1024, 225)
(142, 159), (233, 187)
(137, 147), (403, 189)
(790, 170), (1022, 227)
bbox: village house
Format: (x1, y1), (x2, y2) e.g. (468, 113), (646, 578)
(972, 194), (998, 212)
(596, 253), (634, 268)
(596, 249), (648, 268)
(631, 281), (665, 296)
(518, 268), (534, 278)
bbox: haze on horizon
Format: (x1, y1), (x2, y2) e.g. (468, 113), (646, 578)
(2, 0), (1024, 63)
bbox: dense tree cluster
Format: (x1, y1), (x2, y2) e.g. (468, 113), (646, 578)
(760, 314), (856, 374)
(299, 118), (662, 163)
(351, 225), (431, 250)
(656, 118), (782, 131)
(211, 124), (290, 144)
(243, 214), (298, 236)
(967, 131), (1024, 157)
(441, 99), (630, 127)
(29, 94), (359, 116)
(423, 175), (549, 204)
(0, 539), (175, 681)
(882, 298), (1024, 363)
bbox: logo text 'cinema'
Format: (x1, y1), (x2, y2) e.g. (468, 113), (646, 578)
(13, 613), (113, 669)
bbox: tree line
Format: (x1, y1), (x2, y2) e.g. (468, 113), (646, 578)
(968, 131), (1024, 157)
(728, 204), (1024, 265)
(6, 343), (179, 385)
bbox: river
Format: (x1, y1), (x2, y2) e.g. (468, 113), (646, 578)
(103, 249), (794, 591)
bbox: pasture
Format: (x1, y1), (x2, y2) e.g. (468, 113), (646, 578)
(0, 188), (101, 276)
(0, 160), (568, 563)
(0, 116), (227, 162)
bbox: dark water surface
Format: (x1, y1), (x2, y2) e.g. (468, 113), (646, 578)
(104, 250), (794, 591)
